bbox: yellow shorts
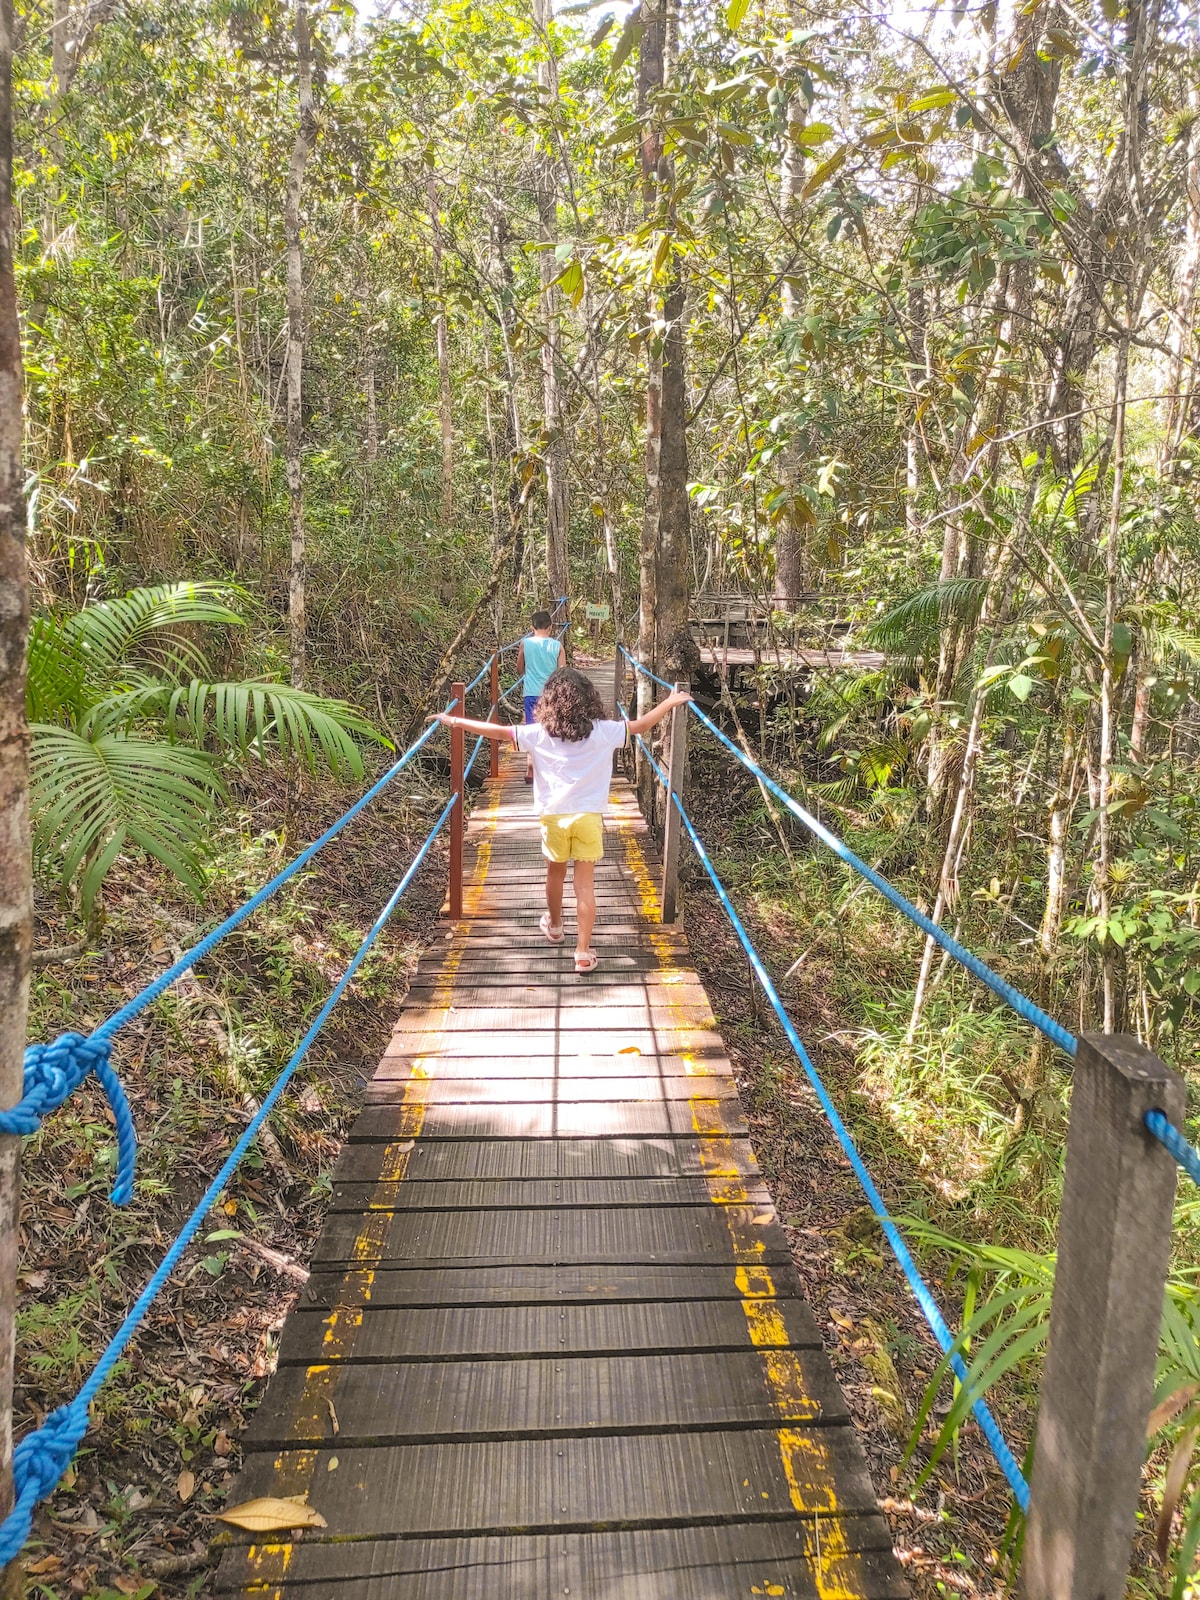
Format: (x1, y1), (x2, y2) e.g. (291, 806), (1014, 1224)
(540, 812), (604, 863)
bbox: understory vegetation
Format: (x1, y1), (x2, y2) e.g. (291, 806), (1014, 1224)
(6, 0), (1200, 1588)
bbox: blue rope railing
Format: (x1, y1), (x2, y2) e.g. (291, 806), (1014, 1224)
(620, 648), (1076, 1057)
(1145, 1111), (1200, 1186)
(2, 717), (443, 1202)
(0, 783), (464, 1564)
(626, 713), (1033, 1511)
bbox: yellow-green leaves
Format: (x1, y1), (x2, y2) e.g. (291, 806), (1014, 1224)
(608, 9), (642, 76)
(725, 0), (751, 31)
(800, 144), (848, 200)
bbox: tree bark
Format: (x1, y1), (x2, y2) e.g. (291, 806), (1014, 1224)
(1162, 84), (1200, 476)
(774, 7), (805, 610)
(0, 0), (27, 1579)
(284, 0), (315, 688)
(363, 353), (378, 462)
(637, 0), (691, 699)
(531, 0), (570, 610)
(426, 173), (454, 527)
(490, 208), (525, 587)
(1097, 334), (1131, 1033)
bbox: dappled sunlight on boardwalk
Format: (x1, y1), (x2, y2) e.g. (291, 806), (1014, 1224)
(215, 686), (904, 1599)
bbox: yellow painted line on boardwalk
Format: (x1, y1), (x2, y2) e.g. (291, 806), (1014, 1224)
(616, 805), (865, 1600)
(240, 775), (503, 1593)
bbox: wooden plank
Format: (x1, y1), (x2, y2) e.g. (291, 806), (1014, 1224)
(330, 1175), (771, 1211)
(331, 1136), (759, 1183)
(368, 1052), (735, 1080)
(226, 1426), (883, 1537)
(362, 1077), (740, 1106)
(275, 1295), (822, 1364)
(344, 1101), (749, 1140)
(244, 1348), (851, 1446)
(300, 1260), (810, 1310)
(311, 1202), (790, 1268)
(216, 1518), (907, 1598)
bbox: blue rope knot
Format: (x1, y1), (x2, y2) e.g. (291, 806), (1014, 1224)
(5, 1033), (137, 1205)
(0, 1402), (90, 1566)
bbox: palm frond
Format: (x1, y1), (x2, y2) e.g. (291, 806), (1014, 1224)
(867, 576), (990, 653)
(27, 615), (86, 722)
(31, 726), (224, 908)
(61, 582), (244, 684)
(162, 680), (385, 776)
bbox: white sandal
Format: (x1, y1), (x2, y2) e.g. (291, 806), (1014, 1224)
(539, 912), (564, 944)
(574, 950), (598, 974)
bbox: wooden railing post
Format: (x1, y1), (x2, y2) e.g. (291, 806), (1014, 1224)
(448, 679), (465, 920)
(612, 643), (624, 717)
(660, 680), (688, 924)
(489, 654), (500, 780)
(1023, 1032), (1184, 1600)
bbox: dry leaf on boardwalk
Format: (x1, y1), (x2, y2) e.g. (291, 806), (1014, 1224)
(216, 1494), (328, 1532)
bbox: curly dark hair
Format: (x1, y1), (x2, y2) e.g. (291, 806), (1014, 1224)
(535, 668), (606, 742)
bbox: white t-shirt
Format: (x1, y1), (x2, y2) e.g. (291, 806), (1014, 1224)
(513, 720), (628, 817)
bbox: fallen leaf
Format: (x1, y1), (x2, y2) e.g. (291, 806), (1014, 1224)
(176, 1469), (195, 1503)
(26, 1555), (62, 1574)
(617, 1046), (641, 1056)
(325, 1397), (340, 1436)
(216, 1494), (327, 1533)
(327, 1456), (339, 1472)
(213, 1430), (232, 1457)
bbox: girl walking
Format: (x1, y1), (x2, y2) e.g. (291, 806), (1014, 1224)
(434, 667), (691, 973)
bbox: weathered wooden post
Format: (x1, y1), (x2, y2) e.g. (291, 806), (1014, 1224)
(448, 680), (465, 920)
(660, 681), (688, 924)
(1023, 1032), (1184, 1600)
(488, 653), (500, 780)
(612, 642), (624, 718)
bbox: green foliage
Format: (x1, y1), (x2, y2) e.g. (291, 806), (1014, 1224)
(29, 583), (383, 911)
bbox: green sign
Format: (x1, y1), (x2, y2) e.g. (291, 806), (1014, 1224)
(585, 602), (611, 621)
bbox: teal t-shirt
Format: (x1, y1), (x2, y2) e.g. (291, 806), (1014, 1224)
(523, 634), (561, 697)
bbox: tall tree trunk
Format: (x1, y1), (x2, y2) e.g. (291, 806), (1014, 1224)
(0, 0), (28, 1578)
(426, 174), (453, 528)
(634, 0), (666, 748)
(363, 353), (378, 462)
(490, 209), (525, 587)
(1097, 334), (1131, 1032)
(1024, 701), (1080, 1101)
(284, 0), (314, 688)
(774, 22), (805, 611)
(637, 0), (691, 701)
(531, 0), (569, 610)
(1162, 84), (1200, 475)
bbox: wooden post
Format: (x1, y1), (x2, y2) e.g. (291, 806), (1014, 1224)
(448, 680), (464, 920)
(1023, 1032), (1184, 1600)
(660, 681), (688, 924)
(612, 642), (624, 717)
(489, 654), (500, 781)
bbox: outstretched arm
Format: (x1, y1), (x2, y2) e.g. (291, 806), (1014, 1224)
(429, 711), (515, 742)
(626, 689), (692, 737)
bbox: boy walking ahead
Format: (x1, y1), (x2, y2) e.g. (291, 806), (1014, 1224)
(515, 610), (566, 783)
(434, 667), (691, 973)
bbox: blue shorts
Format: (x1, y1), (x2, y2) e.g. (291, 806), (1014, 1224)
(523, 694), (540, 724)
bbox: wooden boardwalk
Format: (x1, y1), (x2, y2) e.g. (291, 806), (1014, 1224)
(216, 715), (905, 1597)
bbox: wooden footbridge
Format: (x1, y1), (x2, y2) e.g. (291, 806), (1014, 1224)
(214, 675), (906, 1598)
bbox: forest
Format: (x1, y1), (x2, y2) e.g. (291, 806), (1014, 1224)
(0, 0), (1198, 1588)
